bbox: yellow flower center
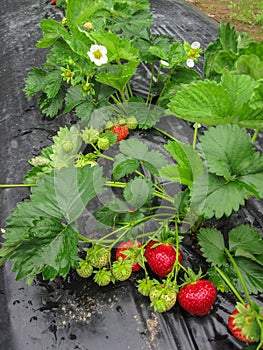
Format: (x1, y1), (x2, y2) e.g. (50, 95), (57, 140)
(189, 48), (197, 58)
(93, 49), (103, 59)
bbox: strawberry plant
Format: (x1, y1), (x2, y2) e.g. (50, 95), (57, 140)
(0, 1), (263, 348)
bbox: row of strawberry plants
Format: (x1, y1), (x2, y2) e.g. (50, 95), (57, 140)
(0, 0), (263, 347)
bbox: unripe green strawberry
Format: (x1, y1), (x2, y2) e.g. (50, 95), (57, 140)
(87, 245), (111, 269)
(81, 127), (99, 144)
(111, 258), (133, 281)
(97, 137), (110, 151)
(76, 259), (93, 278)
(126, 116), (138, 130)
(137, 278), (157, 297)
(62, 140), (73, 152)
(105, 120), (114, 130)
(94, 268), (112, 286)
(149, 284), (177, 312)
(118, 117), (126, 126)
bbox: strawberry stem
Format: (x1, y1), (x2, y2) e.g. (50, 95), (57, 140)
(224, 248), (253, 306)
(192, 122), (199, 149)
(153, 126), (180, 142)
(0, 183), (37, 188)
(213, 265), (245, 305)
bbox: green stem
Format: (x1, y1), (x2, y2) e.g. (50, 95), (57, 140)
(251, 129), (259, 143)
(0, 183), (37, 188)
(192, 123), (199, 149)
(105, 180), (174, 203)
(97, 224), (131, 244)
(153, 126), (180, 142)
(78, 233), (91, 242)
(213, 265), (245, 305)
(224, 248), (253, 305)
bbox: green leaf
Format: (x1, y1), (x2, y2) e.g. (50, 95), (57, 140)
(38, 88), (65, 118)
(213, 50), (237, 73)
(96, 61), (139, 92)
(191, 173), (247, 219)
(66, 0), (110, 36)
(43, 69), (63, 99)
(229, 224), (263, 255)
(24, 68), (46, 97)
(113, 139), (168, 179)
(89, 30), (139, 62)
(112, 9), (153, 38)
(123, 102), (163, 129)
(2, 201), (46, 247)
(236, 257), (263, 294)
(36, 19), (65, 48)
(197, 228), (226, 266)
(160, 140), (203, 186)
(78, 105), (113, 129)
(198, 124), (263, 197)
(23, 164), (52, 185)
(235, 54), (263, 81)
(9, 218), (79, 284)
(64, 86), (87, 113)
(221, 74), (256, 116)
(218, 22), (238, 53)
(168, 80), (232, 126)
(123, 177), (154, 209)
(30, 165), (107, 223)
(198, 124), (255, 178)
(113, 156), (139, 180)
(93, 198), (129, 227)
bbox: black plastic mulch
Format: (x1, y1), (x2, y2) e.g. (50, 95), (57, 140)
(0, 1), (262, 349)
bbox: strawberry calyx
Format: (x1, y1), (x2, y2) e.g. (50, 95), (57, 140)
(179, 267), (205, 287)
(93, 267), (112, 286)
(137, 277), (159, 296)
(229, 302), (262, 343)
(116, 240), (143, 272)
(112, 257), (133, 281)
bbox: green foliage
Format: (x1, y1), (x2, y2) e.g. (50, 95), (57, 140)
(2, 0), (263, 303)
(198, 225), (263, 294)
(30, 165), (106, 223)
(159, 140), (203, 186)
(204, 22), (263, 81)
(113, 138), (168, 179)
(191, 124), (263, 219)
(168, 75), (263, 130)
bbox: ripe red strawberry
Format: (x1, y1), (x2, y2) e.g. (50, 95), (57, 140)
(111, 123), (129, 141)
(178, 279), (216, 316)
(228, 303), (261, 343)
(144, 240), (183, 278)
(116, 240), (142, 272)
(51, 0), (56, 4)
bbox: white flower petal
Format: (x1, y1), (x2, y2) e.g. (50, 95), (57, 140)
(160, 60), (170, 67)
(186, 59), (195, 68)
(88, 44), (108, 66)
(191, 41), (200, 49)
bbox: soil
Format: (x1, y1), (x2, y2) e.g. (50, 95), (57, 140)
(185, 0), (263, 42)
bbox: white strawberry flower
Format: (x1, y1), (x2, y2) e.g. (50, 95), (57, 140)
(186, 58), (195, 68)
(88, 44), (108, 66)
(191, 41), (201, 49)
